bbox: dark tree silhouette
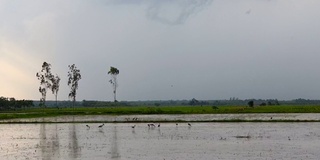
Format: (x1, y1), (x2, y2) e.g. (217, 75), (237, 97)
(50, 74), (60, 107)
(248, 100), (254, 108)
(189, 98), (199, 105)
(0, 96), (33, 110)
(67, 64), (81, 107)
(108, 66), (119, 102)
(36, 62), (53, 107)
(260, 102), (267, 106)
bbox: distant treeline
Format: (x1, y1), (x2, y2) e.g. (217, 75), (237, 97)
(121, 98), (320, 107)
(33, 100), (131, 108)
(2, 96), (320, 110)
(26, 98), (320, 108)
(0, 97), (34, 110)
(126, 98), (281, 107)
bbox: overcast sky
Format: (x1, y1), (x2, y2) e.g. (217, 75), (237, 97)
(1, 0), (320, 101)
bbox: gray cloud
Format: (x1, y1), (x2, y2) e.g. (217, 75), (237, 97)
(1, 0), (320, 101)
(98, 0), (213, 25)
(146, 0), (213, 25)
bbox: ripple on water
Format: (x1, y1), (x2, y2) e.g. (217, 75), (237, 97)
(0, 122), (320, 159)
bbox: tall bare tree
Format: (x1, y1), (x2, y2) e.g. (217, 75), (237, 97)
(67, 64), (81, 107)
(108, 66), (119, 102)
(36, 62), (53, 107)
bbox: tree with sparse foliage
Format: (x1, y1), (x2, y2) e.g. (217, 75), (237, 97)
(108, 66), (119, 102)
(50, 74), (60, 107)
(36, 62), (53, 107)
(67, 64), (81, 107)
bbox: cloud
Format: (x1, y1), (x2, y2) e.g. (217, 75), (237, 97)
(2, 0), (320, 101)
(101, 0), (213, 25)
(146, 0), (213, 25)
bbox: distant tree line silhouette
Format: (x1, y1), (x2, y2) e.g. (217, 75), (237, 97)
(12, 98), (320, 109)
(0, 97), (33, 110)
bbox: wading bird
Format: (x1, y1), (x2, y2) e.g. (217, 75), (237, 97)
(86, 125), (90, 129)
(132, 125), (136, 128)
(188, 123), (191, 127)
(148, 124), (155, 127)
(98, 124), (104, 128)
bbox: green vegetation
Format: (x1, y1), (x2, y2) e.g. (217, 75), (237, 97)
(1, 105), (320, 121)
(0, 97), (33, 110)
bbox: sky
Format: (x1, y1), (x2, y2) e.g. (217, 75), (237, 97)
(1, 0), (320, 101)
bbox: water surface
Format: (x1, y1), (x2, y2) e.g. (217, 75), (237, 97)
(1, 122), (320, 159)
(1, 113), (320, 123)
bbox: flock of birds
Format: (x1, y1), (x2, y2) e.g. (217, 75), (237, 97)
(85, 122), (294, 143)
(85, 123), (105, 129)
(85, 123), (192, 130)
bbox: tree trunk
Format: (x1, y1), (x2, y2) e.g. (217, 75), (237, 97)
(73, 95), (76, 110)
(55, 94), (58, 108)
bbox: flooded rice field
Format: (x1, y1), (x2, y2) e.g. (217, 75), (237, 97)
(1, 122), (320, 160)
(2, 113), (320, 123)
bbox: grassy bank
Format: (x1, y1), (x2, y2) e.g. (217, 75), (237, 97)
(1, 105), (320, 120)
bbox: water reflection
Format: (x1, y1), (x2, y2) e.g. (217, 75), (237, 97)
(69, 117), (79, 159)
(110, 126), (120, 159)
(99, 128), (105, 134)
(39, 123), (47, 159)
(52, 121), (60, 158)
(4, 122), (320, 159)
(39, 118), (60, 160)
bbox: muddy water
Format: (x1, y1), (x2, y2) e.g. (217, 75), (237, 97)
(0, 122), (320, 160)
(2, 113), (320, 123)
